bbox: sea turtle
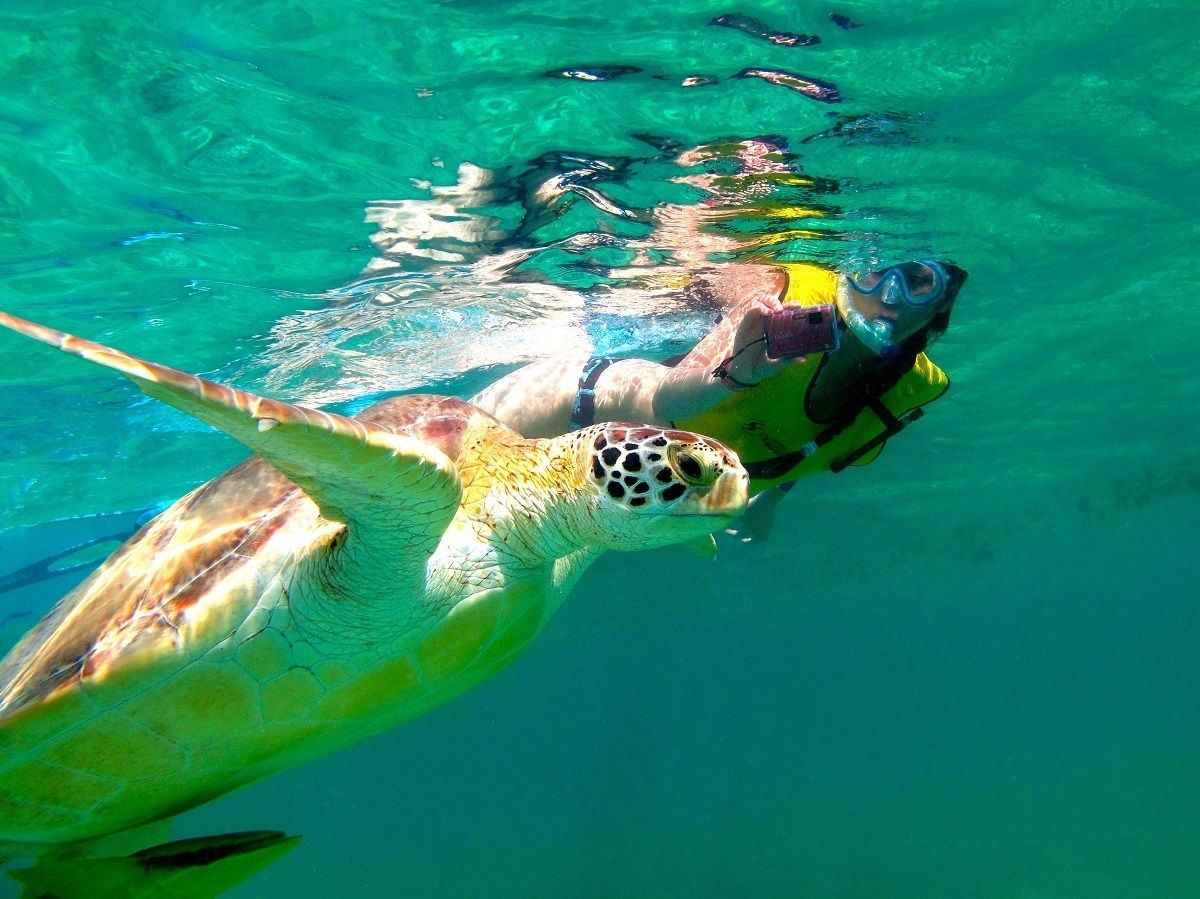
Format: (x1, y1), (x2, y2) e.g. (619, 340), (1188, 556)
(0, 312), (748, 858)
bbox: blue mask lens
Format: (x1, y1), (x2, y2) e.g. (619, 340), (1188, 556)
(848, 260), (948, 308)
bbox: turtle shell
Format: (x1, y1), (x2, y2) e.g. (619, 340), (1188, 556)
(0, 395), (504, 844)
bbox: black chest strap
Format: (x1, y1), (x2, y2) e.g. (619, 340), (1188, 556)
(828, 398), (924, 473)
(743, 397), (924, 481)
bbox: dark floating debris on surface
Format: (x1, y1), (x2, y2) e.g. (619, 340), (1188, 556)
(710, 13), (820, 47)
(140, 200), (201, 224)
(630, 132), (686, 155)
(528, 150), (630, 175)
(735, 67), (843, 103)
(800, 112), (923, 146)
(544, 65), (644, 81)
(830, 13), (863, 29)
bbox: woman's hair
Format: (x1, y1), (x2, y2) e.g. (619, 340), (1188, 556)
(923, 261), (967, 341)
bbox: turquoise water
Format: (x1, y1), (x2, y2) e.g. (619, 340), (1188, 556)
(1, 0), (1198, 895)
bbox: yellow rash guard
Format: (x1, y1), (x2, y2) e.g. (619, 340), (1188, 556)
(677, 263), (950, 493)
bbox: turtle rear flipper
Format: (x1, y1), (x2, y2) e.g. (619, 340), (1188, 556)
(0, 312), (463, 595)
(7, 830), (300, 899)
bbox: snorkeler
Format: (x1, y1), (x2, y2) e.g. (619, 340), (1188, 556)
(470, 258), (967, 539)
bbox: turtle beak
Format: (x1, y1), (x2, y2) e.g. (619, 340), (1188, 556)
(675, 467), (749, 518)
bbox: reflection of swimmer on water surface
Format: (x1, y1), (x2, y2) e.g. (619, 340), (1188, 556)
(709, 13), (821, 47)
(186, 136), (836, 389)
(503, 134), (840, 267)
(363, 133), (838, 286)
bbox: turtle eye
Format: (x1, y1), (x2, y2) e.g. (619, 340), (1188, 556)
(677, 453), (703, 482)
(668, 446), (711, 486)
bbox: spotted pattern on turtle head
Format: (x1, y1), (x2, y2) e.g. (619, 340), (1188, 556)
(588, 424), (740, 510)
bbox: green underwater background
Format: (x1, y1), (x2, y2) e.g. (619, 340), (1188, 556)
(1, 0), (1198, 895)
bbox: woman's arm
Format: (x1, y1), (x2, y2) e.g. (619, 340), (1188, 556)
(649, 294), (802, 423)
(584, 296), (789, 426)
(472, 266), (799, 435)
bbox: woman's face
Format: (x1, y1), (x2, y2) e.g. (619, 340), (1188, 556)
(841, 276), (941, 343)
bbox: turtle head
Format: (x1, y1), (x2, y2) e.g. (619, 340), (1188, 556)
(578, 423), (749, 550)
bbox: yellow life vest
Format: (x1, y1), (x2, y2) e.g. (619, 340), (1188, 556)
(677, 263), (950, 493)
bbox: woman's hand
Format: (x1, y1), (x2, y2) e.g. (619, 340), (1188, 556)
(651, 281), (803, 422)
(719, 296), (805, 388)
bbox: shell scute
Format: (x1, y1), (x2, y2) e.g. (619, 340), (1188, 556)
(474, 590), (547, 675)
(0, 793), (79, 834)
(0, 683), (102, 758)
(38, 712), (187, 782)
(311, 657), (358, 690)
(314, 657), (422, 722)
(234, 628), (293, 682)
(0, 758), (123, 812)
(357, 395), (496, 464)
(120, 661), (262, 748)
(261, 667), (325, 723)
(287, 637), (324, 670)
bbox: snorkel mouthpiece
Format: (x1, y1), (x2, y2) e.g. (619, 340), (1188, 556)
(843, 307), (900, 358)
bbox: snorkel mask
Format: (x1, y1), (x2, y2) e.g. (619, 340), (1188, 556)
(837, 260), (951, 358)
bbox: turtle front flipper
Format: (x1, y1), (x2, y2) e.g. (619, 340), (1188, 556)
(0, 312), (462, 593)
